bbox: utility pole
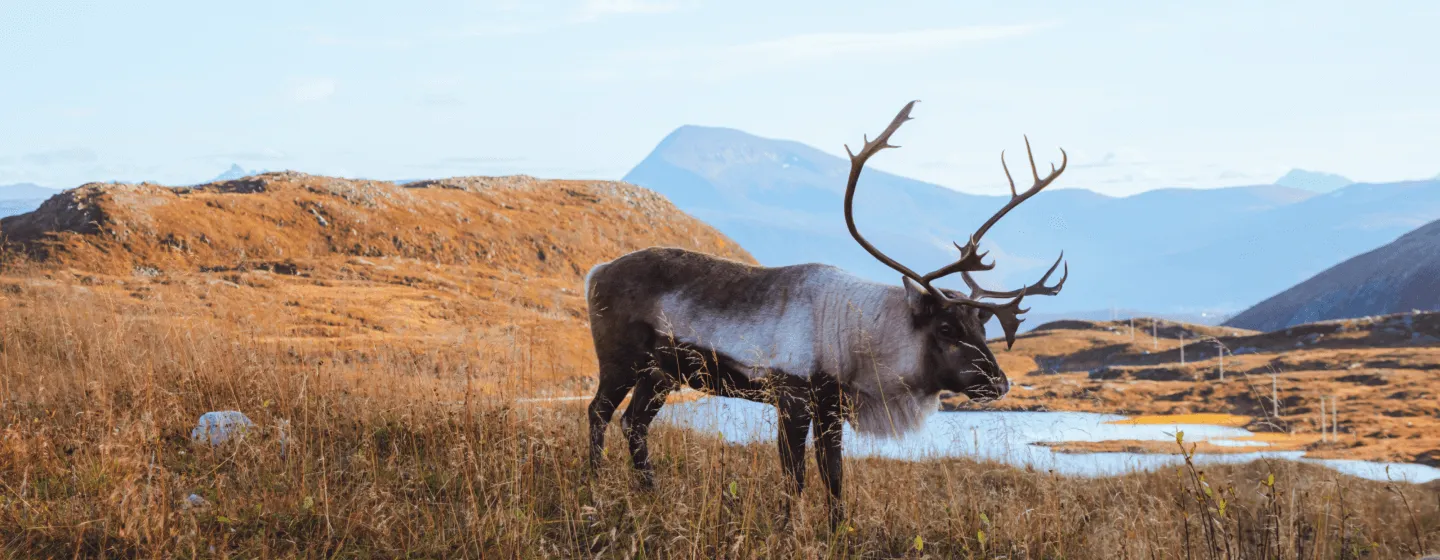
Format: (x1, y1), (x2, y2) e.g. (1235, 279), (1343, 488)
(1271, 374), (1279, 417)
(1153, 319), (1159, 350)
(1179, 333), (1185, 365)
(1216, 340), (1225, 381)
(1319, 396), (1327, 442)
(1332, 396), (1339, 440)
(1130, 317), (1135, 342)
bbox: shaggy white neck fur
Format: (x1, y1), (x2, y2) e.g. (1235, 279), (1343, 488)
(653, 267), (938, 437)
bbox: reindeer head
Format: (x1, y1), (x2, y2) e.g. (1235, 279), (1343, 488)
(843, 101), (1069, 402)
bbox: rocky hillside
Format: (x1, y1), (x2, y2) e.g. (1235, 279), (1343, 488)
(1223, 218), (1440, 332)
(1, 172), (748, 276)
(0, 172), (752, 393)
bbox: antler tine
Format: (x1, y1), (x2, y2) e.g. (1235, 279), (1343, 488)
(1025, 135), (1040, 184)
(1001, 150), (1017, 197)
(844, 102), (915, 163)
(965, 289), (1030, 349)
(920, 140), (1068, 286)
(963, 251), (1068, 300)
(843, 101), (929, 285)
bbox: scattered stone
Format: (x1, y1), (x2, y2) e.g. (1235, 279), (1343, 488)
(184, 493), (211, 510)
(191, 410), (255, 446)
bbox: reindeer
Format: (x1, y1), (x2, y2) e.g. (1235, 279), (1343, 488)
(583, 101), (1069, 529)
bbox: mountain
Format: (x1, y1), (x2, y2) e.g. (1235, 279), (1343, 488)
(0, 183), (61, 219)
(0, 183), (60, 201)
(1222, 218), (1440, 332)
(212, 164), (262, 182)
(623, 125), (1440, 327)
(0, 200), (48, 220)
(1274, 169), (1354, 193)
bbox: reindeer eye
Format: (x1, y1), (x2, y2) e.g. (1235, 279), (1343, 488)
(937, 323), (958, 340)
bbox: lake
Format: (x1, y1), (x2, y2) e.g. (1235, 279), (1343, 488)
(651, 395), (1440, 484)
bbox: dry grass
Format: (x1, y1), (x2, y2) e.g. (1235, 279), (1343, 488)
(4, 287), (1438, 558)
(3, 175), (1438, 556)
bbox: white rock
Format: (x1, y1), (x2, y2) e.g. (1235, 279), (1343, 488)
(191, 411), (255, 446)
(184, 493), (211, 510)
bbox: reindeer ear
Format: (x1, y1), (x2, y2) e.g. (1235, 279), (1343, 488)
(902, 277), (931, 316)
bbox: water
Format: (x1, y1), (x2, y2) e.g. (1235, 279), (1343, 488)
(652, 396), (1440, 484)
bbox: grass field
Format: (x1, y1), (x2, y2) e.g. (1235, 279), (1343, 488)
(4, 288), (1437, 558)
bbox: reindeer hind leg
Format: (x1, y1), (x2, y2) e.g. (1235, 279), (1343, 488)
(621, 371), (675, 489)
(587, 321), (653, 474)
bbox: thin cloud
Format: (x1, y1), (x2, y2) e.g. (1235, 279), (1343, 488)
(1074, 148), (1148, 169)
(191, 149), (291, 163)
(577, 0), (685, 21)
(410, 156), (529, 168)
(725, 23), (1057, 60)
(310, 33), (414, 49)
(59, 107), (97, 119)
(312, 0), (681, 47)
(20, 148), (99, 166)
(289, 78), (337, 103)
(436, 20), (563, 39)
(607, 22), (1059, 79)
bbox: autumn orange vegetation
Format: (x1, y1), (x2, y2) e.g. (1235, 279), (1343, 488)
(1, 174), (1436, 557)
(1, 172), (752, 398)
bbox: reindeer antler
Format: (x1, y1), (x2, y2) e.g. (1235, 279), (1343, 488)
(963, 252), (1068, 300)
(842, 101), (1070, 349)
(841, 100), (929, 283)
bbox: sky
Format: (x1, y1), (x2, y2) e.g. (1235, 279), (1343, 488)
(2, 0), (1437, 196)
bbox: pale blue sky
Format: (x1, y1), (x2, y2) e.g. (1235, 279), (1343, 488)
(2, 1), (1436, 195)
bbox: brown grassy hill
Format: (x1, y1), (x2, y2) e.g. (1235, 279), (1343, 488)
(1224, 218), (1440, 332)
(0, 172), (753, 395)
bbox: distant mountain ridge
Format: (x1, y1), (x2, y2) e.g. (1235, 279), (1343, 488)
(0, 183), (60, 201)
(1274, 169), (1354, 193)
(0, 183), (61, 220)
(623, 125), (1440, 327)
(212, 164), (266, 182)
(1223, 218), (1440, 332)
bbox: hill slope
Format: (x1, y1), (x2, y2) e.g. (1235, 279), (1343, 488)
(1223, 219), (1440, 331)
(624, 125), (1440, 320)
(0, 182), (61, 200)
(0, 172), (752, 391)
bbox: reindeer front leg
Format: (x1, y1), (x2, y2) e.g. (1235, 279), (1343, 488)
(812, 377), (846, 532)
(775, 389), (811, 529)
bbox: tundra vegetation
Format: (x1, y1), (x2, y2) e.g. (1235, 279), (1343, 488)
(0, 173), (1436, 557)
(2, 288), (1437, 558)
